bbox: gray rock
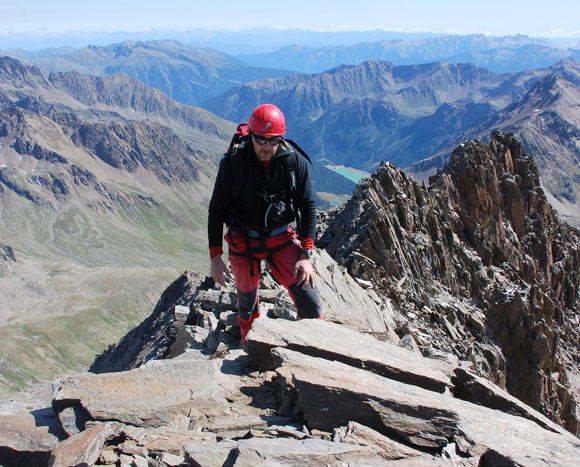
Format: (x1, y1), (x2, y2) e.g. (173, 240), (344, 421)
(120, 425), (217, 456)
(0, 411), (61, 467)
(333, 421), (433, 461)
(183, 437), (386, 466)
(246, 318), (453, 393)
(183, 440), (237, 467)
(48, 422), (115, 467)
(313, 249), (397, 337)
(165, 325), (208, 358)
(271, 348), (580, 464)
(451, 367), (570, 435)
(202, 415), (296, 435)
(53, 358), (230, 429)
(98, 448), (119, 465)
(234, 437), (387, 466)
(193, 288), (237, 311)
(158, 452), (185, 466)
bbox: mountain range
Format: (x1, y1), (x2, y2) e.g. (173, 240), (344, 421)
(3, 34), (580, 400)
(238, 33), (580, 74)
(408, 59), (580, 226)
(20, 40), (291, 107)
(12, 40), (580, 225)
(201, 56), (580, 226)
(202, 59), (547, 166)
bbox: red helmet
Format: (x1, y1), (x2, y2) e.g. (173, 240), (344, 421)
(248, 104), (286, 136)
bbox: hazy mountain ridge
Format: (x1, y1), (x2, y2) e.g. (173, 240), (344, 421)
(0, 28), (456, 54)
(23, 40), (291, 107)
(237, 33), (579, 74)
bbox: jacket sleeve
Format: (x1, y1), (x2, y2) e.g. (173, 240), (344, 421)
(293, 154), (317, 241)
(208, 156), (230, 251)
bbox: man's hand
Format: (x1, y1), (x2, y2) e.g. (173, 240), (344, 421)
(211, 256), (232, 287)
(294, 256), (315, 288)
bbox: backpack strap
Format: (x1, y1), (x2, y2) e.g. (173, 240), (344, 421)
(283, 150), (298, 195)
(285, 138), (312, 164)
(282, 145), (302, 237)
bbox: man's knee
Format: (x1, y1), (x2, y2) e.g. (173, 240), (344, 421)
(237, 288), (259, 320)
(289, 283), (323, 319)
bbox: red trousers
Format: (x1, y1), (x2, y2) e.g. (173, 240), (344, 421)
(226, 227), (323, 342)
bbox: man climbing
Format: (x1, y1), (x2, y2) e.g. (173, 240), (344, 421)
(208, 103), (323, 345)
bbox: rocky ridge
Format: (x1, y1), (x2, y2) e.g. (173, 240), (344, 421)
(319, 131), (580, 433)
(2, 260), (580, 466)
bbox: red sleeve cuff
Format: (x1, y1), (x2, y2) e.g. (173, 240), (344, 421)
(300, 238), (314, 250)
(209, 246), (223, 259)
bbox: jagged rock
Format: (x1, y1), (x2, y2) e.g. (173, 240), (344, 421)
(106, 423), (216, 457)
(397, 333), (422, 355)
(89, 271), (204, 373)
(158, 452), (185, 466)
(165, 325), (208, 358)
(271, 348), (580, 463)
(202, 415), (296, 436)
(451, 367), (570, 434)
(319, 132), (580, 433)
(48, 422), (114, 467)
(246, 318), (452, 393)
(313, 249), (396, 335)
(117, 440), (148, 458)
(182, 441), (236, 467)
(266, 424), (308, 439)
(54, 349), (282, 436)
(194, 288), (237, 311)
(98, 448), (119, 465)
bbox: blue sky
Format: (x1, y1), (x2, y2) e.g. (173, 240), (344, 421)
(2, 0), (579, 38)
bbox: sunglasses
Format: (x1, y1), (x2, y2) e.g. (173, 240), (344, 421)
(252, 133), (283, 145)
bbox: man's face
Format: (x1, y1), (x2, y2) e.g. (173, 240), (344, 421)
(251, 133), (282, 161)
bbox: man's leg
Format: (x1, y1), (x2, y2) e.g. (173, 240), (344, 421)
(229, 253), (262, 344)
(267, 239), (323, 320)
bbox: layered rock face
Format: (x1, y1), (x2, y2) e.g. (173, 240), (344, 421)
(319, 131), (580, 434)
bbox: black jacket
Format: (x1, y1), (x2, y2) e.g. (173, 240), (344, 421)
(208, 140), (316, 248)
